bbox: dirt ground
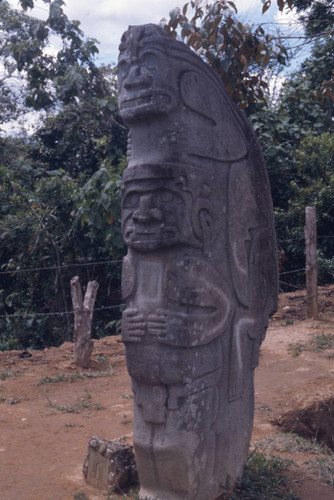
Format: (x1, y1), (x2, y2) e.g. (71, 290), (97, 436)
(1, 285), (334, 500)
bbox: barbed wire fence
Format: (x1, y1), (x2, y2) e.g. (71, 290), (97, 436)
(0, 258), (124, 351)
(1, 233), (333, 323)
(0, 259), (123, 322)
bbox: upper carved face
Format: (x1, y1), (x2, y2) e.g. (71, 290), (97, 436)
(122, 177), (188, 251)
(118, 27), (178, 121)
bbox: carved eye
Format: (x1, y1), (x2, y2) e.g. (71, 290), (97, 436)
(123, 192), (140, 208)
(160, 190), (174, 203)
(140, 52), (159, 73)
(118, 60), (129, 81)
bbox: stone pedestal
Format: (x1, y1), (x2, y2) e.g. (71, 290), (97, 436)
(83, 437), (138, 493)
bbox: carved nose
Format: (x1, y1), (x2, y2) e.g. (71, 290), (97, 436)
(123, 66), (152, 91)
(133, 195), (163, 223)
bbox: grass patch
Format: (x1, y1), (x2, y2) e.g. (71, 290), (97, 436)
(106, 488), (139, 499)
(288, 342), (307, 357)
(120, 393), (133, 399)
(8, 396), (22, 405)
(220, 450), (299, 500)
(224, 450), (298, 499)
(256, 402), (272, 415)
(0, 368), (18, 380)
(44, 389), (105, 414)
(73, 493), (89, 500)
(288, 333), (334, 357)
(255, 433), (333, 456)
(121, 414), (132, 425)
(35, 370), (112, 386)
(306, 456), (334, 486)
(312, 333), (334, 351)
(254, 433), (334, 487)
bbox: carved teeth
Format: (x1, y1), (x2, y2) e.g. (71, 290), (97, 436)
(121, 93), (171, 111)
(121, 95), (152, 109)
(125, 226), (178, 246)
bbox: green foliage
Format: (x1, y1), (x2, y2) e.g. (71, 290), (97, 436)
(44, 388), (105, 413)
(293, 0), (334, 37)
(226, 451), (298, 499)
(0, 1), (127, 350)
(163, 1), (288, 111)
(249, 101), (296, 210)
(294, 132), (334, 185)
(279, 36), (334, 136)
(276, 132), (334, 285)
(269, 22), (334, 289)
(0, 0), (100, 111)
(106, 489), (140, 500)
(73, 493), (89, 500)
(0, 138), (125, 350)
(1, 0), (333, 350)
(78, 164), (125, 255)
(256, 432), (334, 455)
(29, 105), (127, 179)
(0, 368), (18, 380)
(289, 332), (334, 357)
(35, 371), (113, 386)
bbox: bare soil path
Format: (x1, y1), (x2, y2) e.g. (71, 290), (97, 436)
(1, 286), (334, 500)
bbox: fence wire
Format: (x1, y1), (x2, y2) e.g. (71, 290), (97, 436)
(0, 259), (122, 275)
(0, 257), (333, 321)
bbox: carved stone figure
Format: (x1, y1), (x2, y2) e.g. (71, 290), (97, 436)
(118, 24), (278, 500)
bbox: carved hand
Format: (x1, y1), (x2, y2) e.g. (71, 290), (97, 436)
(148, 309), (189, 346)
(122, 308), (146, 342)
(147, 310), (168, 339)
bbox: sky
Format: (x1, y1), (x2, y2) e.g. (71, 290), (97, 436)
(7, 0), (303, 65)
(4, 0), (304, 135)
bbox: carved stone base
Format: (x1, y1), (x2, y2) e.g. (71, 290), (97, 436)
(83, 436), (138, 493)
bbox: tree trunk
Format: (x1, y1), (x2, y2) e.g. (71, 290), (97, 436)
(305, 206), (318, 319)
(71, 275), (99, 368)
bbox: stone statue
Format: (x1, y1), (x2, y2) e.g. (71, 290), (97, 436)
(118, 24), (278, 500)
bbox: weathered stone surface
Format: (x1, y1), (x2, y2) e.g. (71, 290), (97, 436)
(83, 436), (138, 492)
(118, 24), (278, 500)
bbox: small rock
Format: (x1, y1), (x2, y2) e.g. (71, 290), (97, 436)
(99, 443), (107, 454)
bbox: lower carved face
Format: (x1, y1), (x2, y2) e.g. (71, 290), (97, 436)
(122, 180), (186, 251)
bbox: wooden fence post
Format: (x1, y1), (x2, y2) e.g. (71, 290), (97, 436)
(70, 275), (99, 368)
(305, 206), (318, 319)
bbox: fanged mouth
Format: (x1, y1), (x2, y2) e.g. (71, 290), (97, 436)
(125, 227), (177, 243)
(121, 93), (171, 111)
(121, 95), (151, 110)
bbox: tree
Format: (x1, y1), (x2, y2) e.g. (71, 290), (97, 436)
(162, 1), (333, 292)
(163, 1), (289, 111)
(0, 151), (125, 350)
(0, 0), (99, 111)
(0, 0), (128, 350)
(28, 66), (127, 180)
(272, 16), (334, 288)
(292, 0), (334, 36)
(275, 132), (334, 286)
(279, 37), (334, 135)
(1, 0), (332, 350)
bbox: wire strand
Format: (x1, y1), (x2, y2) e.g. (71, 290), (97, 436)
(0, 259), (122, 275)
(0, 304), (124, 319)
